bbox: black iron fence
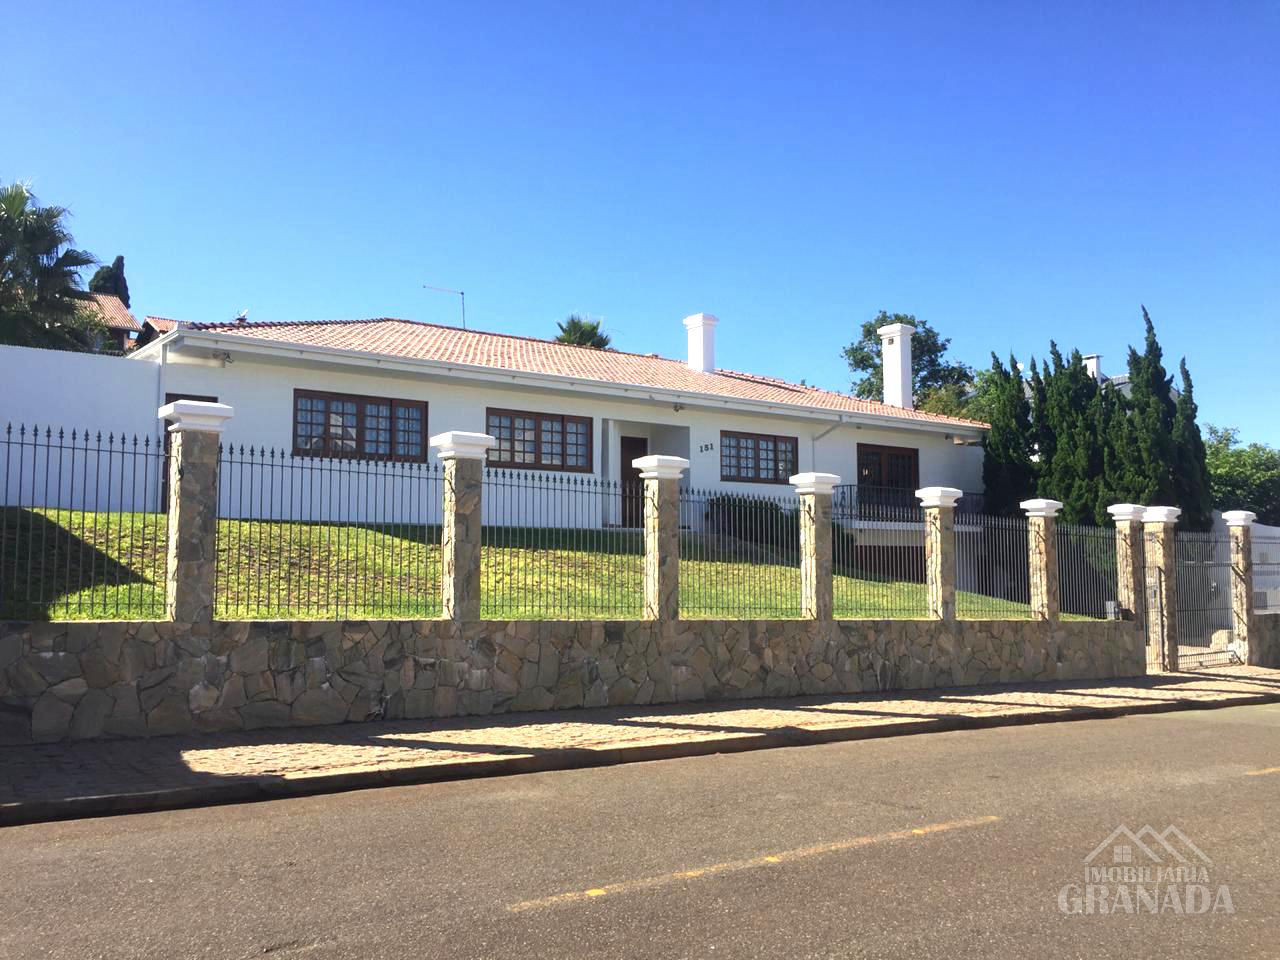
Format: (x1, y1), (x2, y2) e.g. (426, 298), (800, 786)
(0, 424), (168, 620)
(955, 513), (1032, 619)
(12, 420), (1232, 629)
(214, 446), (443, 620)
(1057, 522), (1118, 619)
(831, 483), (926, 618)
(480, 469), (643, 619)
(679, 487), (803, 618)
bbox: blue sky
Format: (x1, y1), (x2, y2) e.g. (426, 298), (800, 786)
(11, 2), (1279, 441)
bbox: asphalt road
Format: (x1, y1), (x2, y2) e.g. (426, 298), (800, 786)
(3, 703), (1279, 959)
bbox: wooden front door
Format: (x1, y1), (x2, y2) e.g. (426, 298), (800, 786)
(620, 436), (648, 528)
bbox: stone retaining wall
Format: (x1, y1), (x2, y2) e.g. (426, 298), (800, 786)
(0, 617), (1145, 744)
(1256, 613), (1280, 669)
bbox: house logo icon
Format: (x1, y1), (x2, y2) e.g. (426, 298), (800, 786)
(1083, 824), (1212, 868)
(1058, 824), (1235, 916)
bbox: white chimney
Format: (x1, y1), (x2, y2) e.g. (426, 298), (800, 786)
(683, 313), (719, 374)
(877, 322), (915, 409)
(1082, 354), (1103, 382)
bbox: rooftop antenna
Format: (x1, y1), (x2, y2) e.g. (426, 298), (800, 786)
(423, 284), (466, 329)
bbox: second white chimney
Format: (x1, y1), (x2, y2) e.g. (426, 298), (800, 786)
(683, 313), (719, 374)
(1082, 354), (1103, 382)
(877, 322), (915, 409)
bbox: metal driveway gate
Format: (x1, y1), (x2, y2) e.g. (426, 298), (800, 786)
(1173, 532), (1241, 670)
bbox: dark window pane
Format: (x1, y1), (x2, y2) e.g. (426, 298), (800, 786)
(739, 436), (757, 478)
(364, 401), (391, 456)
(513, 416), (536, 464)
(395, 405), (423, 459)
(566, 419), (588, 467)
(541, 417), (563, 466)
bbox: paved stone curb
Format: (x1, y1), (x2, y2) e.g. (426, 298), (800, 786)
(4, 687), (1278, 828)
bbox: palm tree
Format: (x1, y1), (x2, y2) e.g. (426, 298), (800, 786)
(554, 314), (611, 349)
(0, 181), (102, 350)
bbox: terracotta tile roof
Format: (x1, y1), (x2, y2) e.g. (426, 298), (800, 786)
(85, 293), (140, 332)
(143, 316), (182, 332)
(187, 318), (987, 430)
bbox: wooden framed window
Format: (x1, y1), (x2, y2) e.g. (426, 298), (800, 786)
(720, 431), (798, 484)
(486, 408), (593, 472)
(292, 389), (427, 461)
(856, 443), (919, 489)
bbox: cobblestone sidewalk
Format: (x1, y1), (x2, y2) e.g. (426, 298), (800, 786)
(4, 667), (1279, 825)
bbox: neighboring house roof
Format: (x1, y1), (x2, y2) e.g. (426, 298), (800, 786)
(85, 293), (140, 332)
(143, 316), (182, 333)
(182, 317), (987, 430)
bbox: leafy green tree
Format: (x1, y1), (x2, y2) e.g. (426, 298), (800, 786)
(980, 354), (1035, 514)
(555, 314), (611, 348)
(1204, 426), (1280, 526)
(1172, 359), (1213, 530)
(0, 181), (102, 350)
(844, 312), (972, 402)
(89, 254), (130, 307)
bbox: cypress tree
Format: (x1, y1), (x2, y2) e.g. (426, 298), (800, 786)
(1041, 347), (1102, 523)
(1027, 357), (1051, 489)
(1172, 358), (1213, 530)
(981, 353), (1035, 514)
(1125, 307), (1177, 506)
(89, 255), (130, 308)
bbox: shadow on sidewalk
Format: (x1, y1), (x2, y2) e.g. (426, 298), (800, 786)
(4, 670), (1278, 823)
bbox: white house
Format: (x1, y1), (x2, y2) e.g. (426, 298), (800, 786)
(1, 313), (986, 524)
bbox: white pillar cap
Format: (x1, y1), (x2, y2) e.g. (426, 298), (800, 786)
(1020, 498), (1064, 518)
(157, 400), (235, 433)
(1222, 510), (1257, 528)
(1106, 503), (1146, 523)
(916, 486), (963, 509)
(876, 322), (915, 339)
(430, 431), (496, 461)
(1143, 506), (1182, 524)
(789, 472), (841, 496)
(632, 455), (689, 480)
(681, 312), (719, 329)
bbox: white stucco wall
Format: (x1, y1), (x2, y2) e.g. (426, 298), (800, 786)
(1, 344), (161, 438)
(1, 345), (166, 513)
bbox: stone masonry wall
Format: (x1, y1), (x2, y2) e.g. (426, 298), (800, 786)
(0, 618), (1145, 744)
(1255, 613), (1280, 669)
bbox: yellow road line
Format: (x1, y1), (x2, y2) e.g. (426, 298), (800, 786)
(1245, 766), (1280, 777)
(506, 815), (1000, 913)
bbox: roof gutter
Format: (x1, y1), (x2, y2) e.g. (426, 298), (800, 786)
(155, 329), (988, 439)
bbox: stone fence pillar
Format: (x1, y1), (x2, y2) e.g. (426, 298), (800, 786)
(431, 432), (495, 621)
(1021, 499), (1063, 622)
(791, 472), (840, 620)
(1143, 506), (1182, 672)
(1224, 510), (1257, 665)
(634, 455), (689, 621)
(158, 400), (235, 624)
(917, 487), (961, 621)
(1107, 503), (1146, 629)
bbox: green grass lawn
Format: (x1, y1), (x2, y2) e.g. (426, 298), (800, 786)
(1, 508), (1073, 622)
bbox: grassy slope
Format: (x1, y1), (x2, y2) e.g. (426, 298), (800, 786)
(2, 508), (1044, 622)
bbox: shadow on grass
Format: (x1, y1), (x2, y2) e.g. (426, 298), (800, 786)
(0, 508), (163, 621)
